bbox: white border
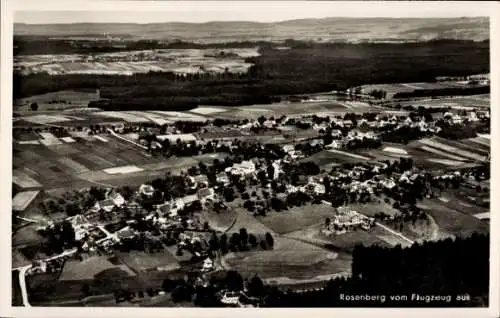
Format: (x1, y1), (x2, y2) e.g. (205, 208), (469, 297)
(1, 1), (499, 318)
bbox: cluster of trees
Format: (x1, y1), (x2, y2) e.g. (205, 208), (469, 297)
(344, 137), (382, 150)
(209, 229), (275, 255)
(380, 125), (430, 144)
(36, 220), (77, 256)
(37, 186), (108, 217)
(393, 85), (490, 99)
(436, 120), (489, 140)
(369, 89), (388, 99)
(14, 36), (266, 56)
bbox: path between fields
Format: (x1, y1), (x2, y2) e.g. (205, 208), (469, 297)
(107, 128), (148, 150)
(374, 222), (414, 245)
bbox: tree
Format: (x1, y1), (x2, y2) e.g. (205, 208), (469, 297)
(119, 186), (135, 201)
(81, 283), (90, 298)
(162, 278), (174, 292)
(220, 233), (228, 254)
(65, 202), (81, 217)
(209, 233), (220, 251)
(171, 284), (192, 303)
(223, 187), (235, 202)
(30, 102), (38, 111)
(60, 220), (76, 245)
(325, 217), (331, 228)
(260, 240), (267, 250)
(225, 270), (244, 291)
(247, 276), (265, 297)
(248, 234), (258, 247)
(239, 228), (249, 247)
(229, 233), (240, 250)
(265, 232), (274, 248)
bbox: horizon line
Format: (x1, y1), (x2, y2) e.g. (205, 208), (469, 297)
(13, 16), (487, 26)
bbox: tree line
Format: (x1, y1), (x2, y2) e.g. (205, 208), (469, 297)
(14, 40), (489, 111)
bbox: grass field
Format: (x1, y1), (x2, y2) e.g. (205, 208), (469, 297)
(257, 203), (337, 235)
(302, 149), (369, 167)
(418, 138), (487, 162)
(417, 198), (489, 238)
(116, 250), (180, 273)
(399, 94), (490, 109)
(347, 202), (400, 217)
(14, 90), (99, 111)
(199, 209), (237, 233)
(58, 256), (136, 281)
(226, 208), (275, 235)
(284, 223), (390, 253)
(223, 236), (351, 279)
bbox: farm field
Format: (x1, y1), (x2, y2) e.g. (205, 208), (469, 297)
(406, 136), (489, 169)
(284, 223), (390, 253)
(223, 236), (351, 280)
(257, 203), (337, 235)
(347, 202), (400, 217)
(302, 149), (370, 167)
(208, 100), (357, 120)
(225, 208), (275, 235)
(13, 131), (227, 191)
(428, 194), (488, 217)
(199, 209), (237, 233)
(417, 198), (489, 238)
(16, 48), (259, 76)
(360, 83), (417, 98)
(115, 250), (180, 273)
(399, 94), (490, 109)
(14, 90), (100, 111)
(58, 256), (136, 281)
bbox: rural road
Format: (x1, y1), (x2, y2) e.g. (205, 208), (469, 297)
(106, 128), (148, 150)
(14, 247), (78, 307)
(18, 265), (32, 307)
(375, 222), (415, 245)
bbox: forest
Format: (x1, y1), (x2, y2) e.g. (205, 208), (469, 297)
(14, 39), (490, 110)
(393, 85), (490, 99)
(262, 233), (489, 307)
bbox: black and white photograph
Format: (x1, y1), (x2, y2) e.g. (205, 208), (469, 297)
(2, 0), (499, 316)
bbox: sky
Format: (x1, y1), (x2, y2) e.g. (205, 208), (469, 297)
(12, 1), (493, 24)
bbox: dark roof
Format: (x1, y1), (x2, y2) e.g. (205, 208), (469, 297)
(197, 187), (214, 198)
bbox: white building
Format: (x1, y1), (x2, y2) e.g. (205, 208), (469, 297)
(225, 160), (256, 176)
(139, 184), (155, 198)
(202, 258), (214, 272)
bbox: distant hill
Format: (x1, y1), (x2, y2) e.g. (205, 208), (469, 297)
(14, 17), (489, 43)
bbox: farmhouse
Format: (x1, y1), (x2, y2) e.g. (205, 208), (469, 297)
(106, 189), (125, 206)
(193, 174), (209, 187)
(225, 160), (256, 176)
(197, 187), (215, 202)
(216, 172), (230, 185)
(326, 207), (374, 234)
(202, 257), (215, 272)
(219, 291), (241, 306)
(301, 182), (326, 195)
(95, 199), (117, 213)
(139, 184), (155, 198)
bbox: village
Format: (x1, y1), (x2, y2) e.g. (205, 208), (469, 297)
(12, 98), (491, 307)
